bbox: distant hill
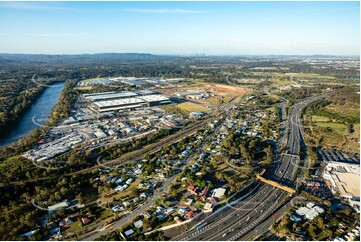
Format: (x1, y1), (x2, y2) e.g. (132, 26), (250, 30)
(0, 53), (172, 67)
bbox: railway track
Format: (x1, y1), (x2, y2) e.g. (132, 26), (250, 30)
(176, 95), (327, 241)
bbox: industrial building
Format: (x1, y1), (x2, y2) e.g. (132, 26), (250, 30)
(82, 90), (171, 112)
(91, 95), (170, 112)
(176, 90), (213, 99)
(83, 91), (139, 102)
(323, 161), (360, 201)
(82, 91), (116, 97)
(137, 90), (157, 96)
(140, 95), (170, 106)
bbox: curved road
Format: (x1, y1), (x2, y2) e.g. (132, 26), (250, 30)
(174, 94), (326, 241)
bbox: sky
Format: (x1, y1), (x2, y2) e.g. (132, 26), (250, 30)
(0, 1), (359, 55)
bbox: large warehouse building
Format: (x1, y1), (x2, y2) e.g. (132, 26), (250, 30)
(90, 94), (170, 112)
(83, 91), (139, 102)
(323, 161), (360, 201)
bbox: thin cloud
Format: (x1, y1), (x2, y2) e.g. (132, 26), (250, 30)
(29, 33), (88, 37)
(124, 8), (202, 14)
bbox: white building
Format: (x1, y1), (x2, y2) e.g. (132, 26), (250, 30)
(91, 95), (170, 112)
(212, 188), (226, 198)
(323, 162), (360, 201)
(134, 220), (143, 228)
(295, 203), (325, 221)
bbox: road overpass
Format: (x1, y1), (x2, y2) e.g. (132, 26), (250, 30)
(173, 94), (327, 241)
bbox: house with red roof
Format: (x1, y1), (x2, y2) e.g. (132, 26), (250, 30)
(81, 217), (91, 225)
(185, 210), (198, 219)
(188, 185), (198, 195)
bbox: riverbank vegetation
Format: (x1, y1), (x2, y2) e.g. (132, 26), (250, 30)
(0, 80), (78, 160)
(0, 77), (46, 137)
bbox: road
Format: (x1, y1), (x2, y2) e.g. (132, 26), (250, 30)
(78, 98), (240, 240)
(78, 93), (245, 240)
(79, 175), (175, 240)
(0, 118), (212, 188)
(174, 94), (326, 241)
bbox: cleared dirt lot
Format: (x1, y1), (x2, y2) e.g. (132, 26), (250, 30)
(157, 83), (247, 99)
(158, 83), (248, 112)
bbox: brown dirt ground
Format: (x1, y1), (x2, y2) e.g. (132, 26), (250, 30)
(157, 83), (247, 98)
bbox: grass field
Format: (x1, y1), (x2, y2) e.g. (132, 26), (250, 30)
(311, 122), (360, 151)
(271, 79), (297, 87)
(161, 104), (185, 115)
(325, 104), (360, 119)
(266, 93), (282, 103)
(315, 122), (348, 133)
(74, 86), (93, 90)
(161, 101), (210, 115)
(284, 72), (336, 79)
(266, 106), (278, 112)
(175, 102), (210, 113)
(311, 115), (330, 122)
(305, 112), (359, 152)
(312, 126), (347, 149)
(206, 96), (222, 106)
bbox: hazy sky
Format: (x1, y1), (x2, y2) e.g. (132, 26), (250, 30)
(0, 1), (359, 55)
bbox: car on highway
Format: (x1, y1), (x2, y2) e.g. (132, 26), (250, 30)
(222, 233), (228, 237)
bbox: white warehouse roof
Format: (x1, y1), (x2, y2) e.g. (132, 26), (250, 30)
(93, 98), (145, 108)
(85, 92), (138, 101)
(140, 95), (170, 102)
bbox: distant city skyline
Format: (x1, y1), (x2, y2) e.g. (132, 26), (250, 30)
(0, 1), (359, 55)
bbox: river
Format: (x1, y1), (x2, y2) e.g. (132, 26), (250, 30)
(0, 82), (65, 147)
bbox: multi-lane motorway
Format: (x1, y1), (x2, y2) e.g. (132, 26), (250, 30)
(174, 94), (326, 241)
(79, 93), (325, 241)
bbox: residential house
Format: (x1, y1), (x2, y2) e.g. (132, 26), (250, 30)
(185, 210), (198, 219)
(81, 217), (91, 225)
(134, 220), (143, 229)
(188, 185), (198, 195)
(212, 188), (226, 198)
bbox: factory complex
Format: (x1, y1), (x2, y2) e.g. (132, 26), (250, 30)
(21, 88), (181, 163)
(77, 76), (186, 87)
(82, 91), (171, 112)
(22, 106), (183, 163)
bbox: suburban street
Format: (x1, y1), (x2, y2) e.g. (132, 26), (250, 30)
(79, 97), (240, 240)
(0, 4), (358, 241)
(173, 94), (326, 241)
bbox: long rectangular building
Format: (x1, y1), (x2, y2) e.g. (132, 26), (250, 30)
(92, 95), (170, 112)
(141, 95), (171, 106)
(82, 91), (116, 97)
(84, 91), (139, 102)
(92, 98), (146, 112)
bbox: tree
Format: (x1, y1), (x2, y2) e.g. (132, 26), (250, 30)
(129, 187), (139, 197)
(314, 216), (325, 229)
(76, 193), (85, 205)
(308, 224), (317, 238)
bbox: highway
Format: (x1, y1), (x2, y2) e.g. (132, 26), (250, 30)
(174, 94), (326, 241)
